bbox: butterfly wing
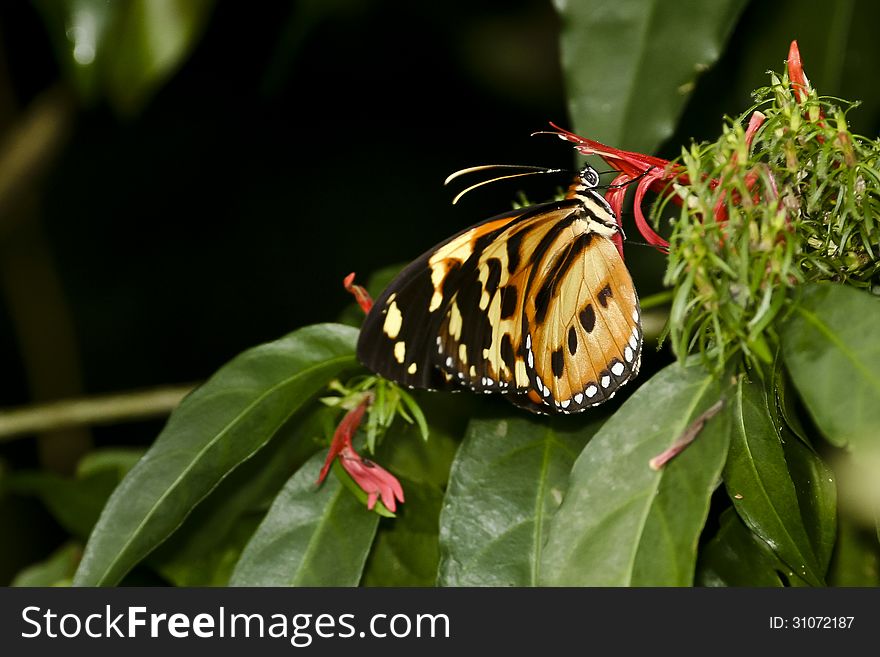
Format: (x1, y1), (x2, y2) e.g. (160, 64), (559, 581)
(357, 195), (642, 414)
(435, 201), (584, 394)
(520, 231), (642, 413)
(356, 205), (547, 390)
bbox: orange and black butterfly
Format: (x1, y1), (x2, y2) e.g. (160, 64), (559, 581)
(356, 164), (642, 414)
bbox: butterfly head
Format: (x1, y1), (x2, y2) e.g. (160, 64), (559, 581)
(565, 165), (620, 238)
(577, 165), (601, 189)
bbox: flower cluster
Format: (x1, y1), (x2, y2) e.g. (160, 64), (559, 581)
(317, 392), (404, 513)
(550, 40), (879, 372)
(317, 274), (405, 514)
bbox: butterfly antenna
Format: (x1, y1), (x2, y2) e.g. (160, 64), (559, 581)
(445, 165), (567, 205)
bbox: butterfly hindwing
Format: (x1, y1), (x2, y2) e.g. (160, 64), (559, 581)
(523, 233), (642, 413)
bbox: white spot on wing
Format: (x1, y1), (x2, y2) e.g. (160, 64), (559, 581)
(394, 341), (406, 363)
(586, 385), (598, 398)
(383, 301), (403, 339)
(612, 362), (625, 376)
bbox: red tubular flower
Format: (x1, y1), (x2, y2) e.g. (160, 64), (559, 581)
(546, 104), (770, 243)
(712, 111), (767, 223)
(787, 40), (810, 103)
(787, 39), (825, 141)
(317, 395), (405, 513)
(544, 123), (684, 253)
(343, 272), (373, 314)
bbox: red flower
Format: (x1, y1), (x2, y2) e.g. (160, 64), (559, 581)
(319, 277), (404, 512)
(543, 123), (684, 253)
(787, 40), (811, 104)
(317, 395), (405, 513)
(545, 104), (770, 246)
(343, 272), (373, 314)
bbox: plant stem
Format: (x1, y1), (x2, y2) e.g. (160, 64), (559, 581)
(0, 384), (197, 442)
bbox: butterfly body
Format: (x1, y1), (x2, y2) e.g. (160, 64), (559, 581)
(357, 165), (642, 414)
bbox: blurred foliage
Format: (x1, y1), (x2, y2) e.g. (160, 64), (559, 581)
(1, 0), (878, 587)
(34, 0), (214, 114)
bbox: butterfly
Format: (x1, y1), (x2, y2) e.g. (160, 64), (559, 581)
(356, 164), (642, 414)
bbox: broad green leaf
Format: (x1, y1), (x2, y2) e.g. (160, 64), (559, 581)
(554, 0), (747, 153)
(12, 542), (81, 587)
(438, 415), (599, 586)
(149, 404), (337, 586)
(781, 284), (880, 451)
(362, 478), (444, 587)
(773, 361), (813, 447)
(35, 0), (214, 113)
(155, 514), (263, 587)
(376, 391), (470, 489)
(361, 392), (467, 586)
(540, 361), (729, 586)
(781, 428), (837, 573)
(74, 323), (359, 586)
(229, 454), (379, 586)
(696, 508), (786, 587)
(723, 377), (824, 585)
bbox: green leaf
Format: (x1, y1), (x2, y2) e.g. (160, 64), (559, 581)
(781, 283), (880, 451)
(362, 478), (444, 587)
(696, 508), (786, 587)
(377, 391), (468, 490)
(76, 448), (146, 480)
(73, 323), (359, 586)
(229, 453), (379, 586)
(554, 0), (748, 153)
(539, 361), (729, 586)
(12, 542), (81, 587)
(362, 393), (467, 586)
(35, 0), (214, 113)
(149, 404), (337, 586)
(438, 415), (599, 586)
(154, 514), (263, 587)
(104, 0), (214, 113)
(723, 377), (824, 585)
(7, 469), (120, 540)
(781, 428), (837, 573)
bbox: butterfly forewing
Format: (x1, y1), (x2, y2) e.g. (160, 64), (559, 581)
(436, 202), (583, 394)
(356, 210), (524, 390)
